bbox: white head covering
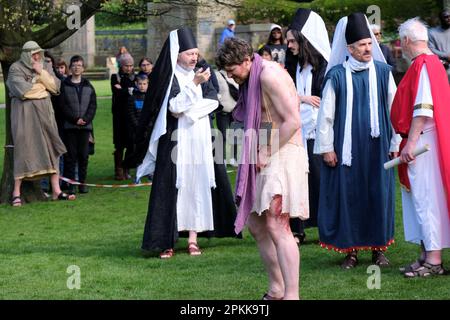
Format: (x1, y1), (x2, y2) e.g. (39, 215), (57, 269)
(21, 41), (44, 69)
(327, 14), (387, 166)
(326, 15), (385, 73)
(301, 11), (331, 62)
(289, 9), (331, 62)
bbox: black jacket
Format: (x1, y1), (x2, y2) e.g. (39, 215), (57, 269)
(59, 76), (97, 131)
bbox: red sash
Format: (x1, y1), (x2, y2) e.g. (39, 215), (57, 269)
(391, 54), (450, 217)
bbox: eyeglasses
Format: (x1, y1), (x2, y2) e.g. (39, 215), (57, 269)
(443, 15), (450, 18)
(374, 32), (382, 36)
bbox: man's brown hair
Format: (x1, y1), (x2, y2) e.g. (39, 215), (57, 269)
(215, 38), (254, 70)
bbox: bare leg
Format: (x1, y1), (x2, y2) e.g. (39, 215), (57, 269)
(13, 178), (22, 197)
(247, 212), (285, 299)
(265, 196), (299, 300)
(50, 174), (62, 198)
(425, 250), (442, 265)
(188, 231), (198, 244)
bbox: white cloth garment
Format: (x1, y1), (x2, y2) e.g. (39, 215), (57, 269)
(136, 30), (179, 181)
(313, 71), (400, 155)
(297, 63), (318, 141)
(341, 56), (379, 166)
(169, 64), (218, 232)
(401, 63), (450, 250)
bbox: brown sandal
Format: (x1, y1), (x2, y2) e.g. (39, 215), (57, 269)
(188, 242), (202, 256)
(11, 196), (22, 207)
(404, 262), (446, 278)
(262, 292), (283, 300)
(341, 253), (358, 269)
(399, 258), (425, 273)
(372, 251), (390, 267)
(159, 248), (174, 259)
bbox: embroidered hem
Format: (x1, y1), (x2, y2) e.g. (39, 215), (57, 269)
(319, 239), (395, 253)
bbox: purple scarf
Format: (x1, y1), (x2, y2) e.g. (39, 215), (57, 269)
(232, 53), (263, 234)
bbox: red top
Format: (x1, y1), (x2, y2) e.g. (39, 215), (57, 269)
(391, 54), (450, 218)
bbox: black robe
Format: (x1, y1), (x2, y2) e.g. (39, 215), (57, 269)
(139, 74), (239, 254)
(285, 53), (328, 232)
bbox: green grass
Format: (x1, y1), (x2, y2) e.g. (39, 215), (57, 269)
(0, 99), (449, 300)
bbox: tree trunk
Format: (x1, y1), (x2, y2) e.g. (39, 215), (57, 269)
(0, 61), (45, 204)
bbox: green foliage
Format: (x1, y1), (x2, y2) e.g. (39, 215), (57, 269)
(96, 0), (147, 27)
(239, 0), (442, 34)
(0, 0), (64, 32)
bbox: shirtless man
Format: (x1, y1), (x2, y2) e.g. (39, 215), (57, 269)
(216, 38), (309, 300)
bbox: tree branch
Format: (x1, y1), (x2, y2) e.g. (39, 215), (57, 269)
(32, 0), (104, 49)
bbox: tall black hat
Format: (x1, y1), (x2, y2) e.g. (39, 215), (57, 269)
(177, 27), (197, 53)
(345, 12), (371, 44)
(289, 8), (312, 31)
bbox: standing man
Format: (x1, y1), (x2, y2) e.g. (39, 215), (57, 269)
(219, 19), (236, 46)
(391, 18), (450, 278)
(216, 38), (309, 300)
(428, 9), (450, 82)
(370, 24), (397, 70)
(285, 8), (331, 245)
(59, 55), (97, 194)
(314, 13), (400, 269)
(129, 27), (238, 259)
(7, 41), (75, 206)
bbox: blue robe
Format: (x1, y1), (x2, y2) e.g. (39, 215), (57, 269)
(317, 61), (395, 252)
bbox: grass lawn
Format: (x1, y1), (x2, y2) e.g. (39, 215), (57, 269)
(0, 95), (449, 300)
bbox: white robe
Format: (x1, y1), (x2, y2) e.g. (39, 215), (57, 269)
(169, 64), (218, 232)
(313, 70), (401, 155)
(401, 64), (450, 250)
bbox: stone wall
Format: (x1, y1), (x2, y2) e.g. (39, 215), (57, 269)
(51, 16), (96, 68)
(147, 0), (241, 63)
(94, 30), (147, 67)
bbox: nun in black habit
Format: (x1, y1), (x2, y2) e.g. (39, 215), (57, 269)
(125, 27), (239, 258)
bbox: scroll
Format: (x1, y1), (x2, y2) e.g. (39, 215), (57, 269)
(384, 144), (430, 170)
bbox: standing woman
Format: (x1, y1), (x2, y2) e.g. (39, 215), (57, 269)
(285, 9), (331, 244)
(111, 53), (136, 180)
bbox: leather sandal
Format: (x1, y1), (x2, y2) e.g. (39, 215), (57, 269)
(404, 262), (447, 278)
(262, 292), (283, 300)
(372, 251), (390, 267)
(159, 248), (174, 259)
(11, 196), (22, 207)
(53, 192), (76, 201)
(341, 253), (358, 269)
(188, 242), (202, 256)
(399, 258), (425, 273)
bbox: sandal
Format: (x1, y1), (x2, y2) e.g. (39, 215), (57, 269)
(399, 258), (425, 273)
(262, 292), (283, 300)
(53, 192), (76, 201)
(188, 242), (202, 256)
(341, 253), (358, 269)
(372, 251), (390, 267)
(11, 196), (22, 207)
(159, 248), (174, 259)
(404, 262), (447, 278)
(293, 232), (306, 246)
